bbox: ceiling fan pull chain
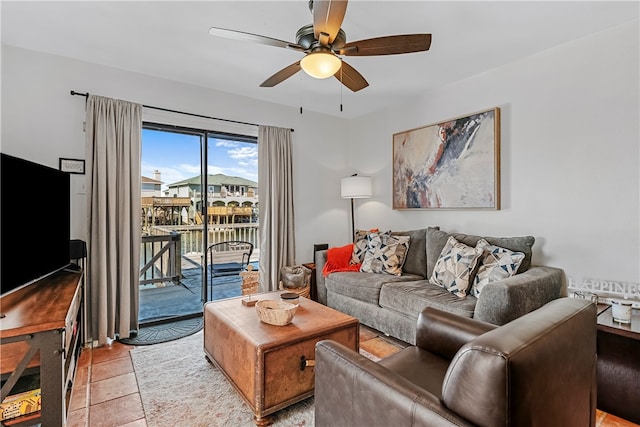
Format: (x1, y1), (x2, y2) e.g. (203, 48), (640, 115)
(300, 76), (304, 115)
(340, 67), (344, 112)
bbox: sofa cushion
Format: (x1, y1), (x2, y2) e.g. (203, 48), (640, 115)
(472, 239), (525, 297)
(361, 233), (410, 276)
(379, 280), (477, 320)
(430, 236), (483, 297)
(351, 229), (387, 264)
(426, 228), (535, 278)
(325, 271), (422, 305)
(391, 227), (437, 278)
(379, 346), (450, 399)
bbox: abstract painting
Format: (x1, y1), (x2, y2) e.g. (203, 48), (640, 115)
(393, 108), (500, 209)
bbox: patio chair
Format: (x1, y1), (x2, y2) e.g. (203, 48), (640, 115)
(207, 240), (254, 285)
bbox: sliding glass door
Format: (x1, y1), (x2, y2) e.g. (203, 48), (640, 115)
(138, 123), (258, 325)
(205, 133), (259, 301)
(139, 125), (205, 325)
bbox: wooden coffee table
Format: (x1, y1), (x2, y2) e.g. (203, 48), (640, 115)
(203, 292), (359, 426)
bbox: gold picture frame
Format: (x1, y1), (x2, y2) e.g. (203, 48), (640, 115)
(392, 107), (500, 210)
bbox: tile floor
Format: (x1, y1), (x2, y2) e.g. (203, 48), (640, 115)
(66, 326), (638, 427)
(67, 340), (144, 427)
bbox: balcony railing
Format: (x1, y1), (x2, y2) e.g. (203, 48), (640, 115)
(140, 232), (181, 286)
(140, 224), (259, 287)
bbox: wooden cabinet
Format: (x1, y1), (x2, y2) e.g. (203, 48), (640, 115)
(301, 263), (317, 301)
(0, 268), (83, 427)
(597, 305), (640, 424)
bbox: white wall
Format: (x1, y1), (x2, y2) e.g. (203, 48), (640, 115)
(348, 20), (640, 286)
(3, 19), (638, 287)
(1, 45), (351, 264)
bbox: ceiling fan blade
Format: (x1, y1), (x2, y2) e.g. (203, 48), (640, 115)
(313, 0), (348, 45)
(338, 34), (431, 56)
(260, 61), (302, 87)
(334, 60), (369, 92)
(209, 27), (304, 51)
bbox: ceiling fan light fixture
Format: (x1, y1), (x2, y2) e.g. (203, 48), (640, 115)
(300, 50), (341, 79)
(209, 0), (432, 91)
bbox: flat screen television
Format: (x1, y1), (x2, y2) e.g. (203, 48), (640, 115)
(1, 153), (71, 296)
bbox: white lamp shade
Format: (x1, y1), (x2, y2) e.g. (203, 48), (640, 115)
(341, 176), (372, 199)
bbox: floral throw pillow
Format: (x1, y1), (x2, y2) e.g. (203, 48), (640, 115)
(430, 236), (483, 297)
(360, 233), (410, 276)
(472, 239), (525, 297)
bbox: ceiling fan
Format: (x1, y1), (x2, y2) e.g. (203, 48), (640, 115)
(209, 0), (432, 92)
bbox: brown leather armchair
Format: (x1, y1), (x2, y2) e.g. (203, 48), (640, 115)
(315, 298), (597, 426)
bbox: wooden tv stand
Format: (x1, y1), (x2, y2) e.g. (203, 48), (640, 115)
(0, 268), (83, 427)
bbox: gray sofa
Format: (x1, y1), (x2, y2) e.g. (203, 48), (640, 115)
(315, 227), (563, 344)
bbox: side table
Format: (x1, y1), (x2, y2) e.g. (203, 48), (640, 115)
(301, 262), (317, 301)
(596, 304), (640, 424)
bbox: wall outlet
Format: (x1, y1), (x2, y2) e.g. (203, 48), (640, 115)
(75, 180), (86, 195)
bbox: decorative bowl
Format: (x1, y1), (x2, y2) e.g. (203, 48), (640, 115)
(255, 300), (297, 326)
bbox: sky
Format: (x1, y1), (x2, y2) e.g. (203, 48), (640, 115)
(141, 128), (258, 189)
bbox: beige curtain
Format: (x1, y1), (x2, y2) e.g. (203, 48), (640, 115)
(258, 125), (296, 291)
(85, 95), (142, 345)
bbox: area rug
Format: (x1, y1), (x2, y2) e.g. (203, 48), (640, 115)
(130, 331), (314, 426)
(120, 316), (204, 346)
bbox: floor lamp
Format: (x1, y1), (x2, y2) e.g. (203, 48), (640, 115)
(341, 175), (372, 242)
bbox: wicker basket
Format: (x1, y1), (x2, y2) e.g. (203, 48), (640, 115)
(280, 265), (311, 288)
(255, 300), (297, 326)
(279, 281), (310, 299)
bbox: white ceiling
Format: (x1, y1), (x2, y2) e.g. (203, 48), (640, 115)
(2, 1), (638, 119)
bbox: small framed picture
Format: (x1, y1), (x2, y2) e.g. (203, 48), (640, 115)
(59, 158), (85, 174)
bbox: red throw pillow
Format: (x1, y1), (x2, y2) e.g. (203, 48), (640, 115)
(323, 243), (362, 277)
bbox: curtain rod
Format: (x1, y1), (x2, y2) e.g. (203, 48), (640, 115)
(69, 90), (293, 132)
